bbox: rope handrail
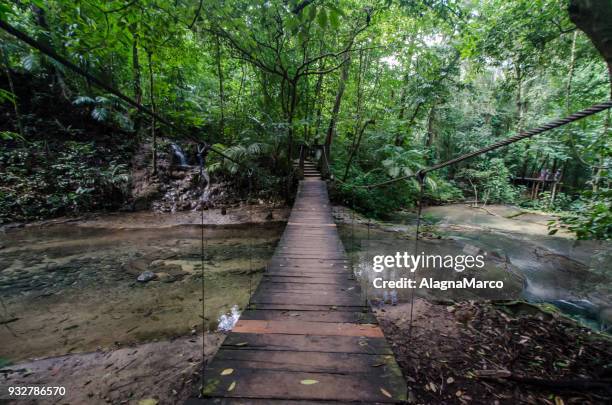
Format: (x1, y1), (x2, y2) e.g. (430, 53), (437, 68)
(322, 100), (612, 189)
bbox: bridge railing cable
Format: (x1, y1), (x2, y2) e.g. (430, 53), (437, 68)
(322, 100), (612, 189)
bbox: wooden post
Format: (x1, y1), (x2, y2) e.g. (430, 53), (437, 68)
(550, 181), (558, 207)
(298, 144), (305, 179)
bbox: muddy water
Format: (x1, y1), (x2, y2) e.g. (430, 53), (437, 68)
(0, 216), (284, 363)
(336, 204), (611, 330)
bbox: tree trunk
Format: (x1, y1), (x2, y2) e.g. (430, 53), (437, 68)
(343, 119), (373, 181)
(1, 47), (24, 139)
(566, 30), (578, 113)
(593, 109), (610, 192)
(215, 34), (225, 137)
(31, 4), (70, 99)
(286, 79), (298, 162)
(312, 62), (326, 143)
(147, 51), (157, 175)
(348, 49), (366, 158)
(395, 36), (417, 146)
(569, 0), (612, 96)
(425, 101), (437, 148)
(131, 24), (143, 133)
(324, 52), (351, 149)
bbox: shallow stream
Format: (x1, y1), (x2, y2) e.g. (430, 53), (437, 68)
(336, 204), (611, 330)
(0, 213), (284, 363)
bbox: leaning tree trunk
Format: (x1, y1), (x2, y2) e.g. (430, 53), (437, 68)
(324, 53), (351, 151)
(569, 1), (612, 192)
(1, 47), (24, 139)
(147, 50), (157, 175)
(131, 24), (143, 133)
(569, 0), (612, 97)
(215, 34), (225, 137)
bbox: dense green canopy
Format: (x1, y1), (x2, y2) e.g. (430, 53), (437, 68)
(1, 0), (610, 238)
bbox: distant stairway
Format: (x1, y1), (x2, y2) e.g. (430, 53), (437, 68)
(294, 160), (321, 179)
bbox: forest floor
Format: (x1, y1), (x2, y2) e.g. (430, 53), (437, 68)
(1, 334), (222, 404)
(335, 203), (612, 404)
(377, 300), (612, 404)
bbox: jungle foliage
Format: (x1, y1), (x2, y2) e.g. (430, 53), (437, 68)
(0, 0), (610, 238)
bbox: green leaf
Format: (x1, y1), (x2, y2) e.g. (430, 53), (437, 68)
(316, 9), (327, 28)
(0, 88), (16, 104)
(300, 379), (319, 385)
(329, 10), (340, 29)
(0, 1), (13, 20)
(308, 4), (317, 21)
(92, 107), (109, 122)
(73, 96), (96, 106)
(22, 54), (39, 72)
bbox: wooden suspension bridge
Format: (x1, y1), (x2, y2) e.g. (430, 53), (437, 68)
(193, 161), (408, 404)
(3, 19), (610, 404)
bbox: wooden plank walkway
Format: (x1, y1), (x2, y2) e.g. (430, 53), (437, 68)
(194, 173), (407, 404)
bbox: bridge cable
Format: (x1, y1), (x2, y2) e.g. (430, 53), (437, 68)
(197, 143), (211, 388)
(248, 169), (254, 304)
(321, 100), (612, 190)
(408, 175), (426, 345)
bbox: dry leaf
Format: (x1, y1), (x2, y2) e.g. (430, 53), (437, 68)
(221, 368), (234, 376)
(227, 381), (236, 392)
(300, 379), (319, 385)
(234, 342), (248, 347)
(380, 387), (392, 398)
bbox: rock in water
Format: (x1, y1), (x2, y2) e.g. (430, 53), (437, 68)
(137, 271), (157, 282)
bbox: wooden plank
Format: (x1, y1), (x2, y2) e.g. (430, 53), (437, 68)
(250, 294), (363, 307)
(201, 368), (405, 403)
(248, 303), (367, 312)
(232, 320), (384, 338)
(221, 333), (392, 355)
(239, 309), (377, 324)
(196, 399), (361, 404)
(286, 222), (336, 227)
(211, 350), (398, 375)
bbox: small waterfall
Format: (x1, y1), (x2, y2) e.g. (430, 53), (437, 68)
(217, 305), (241, 331)
(170, 143), (188, 167)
